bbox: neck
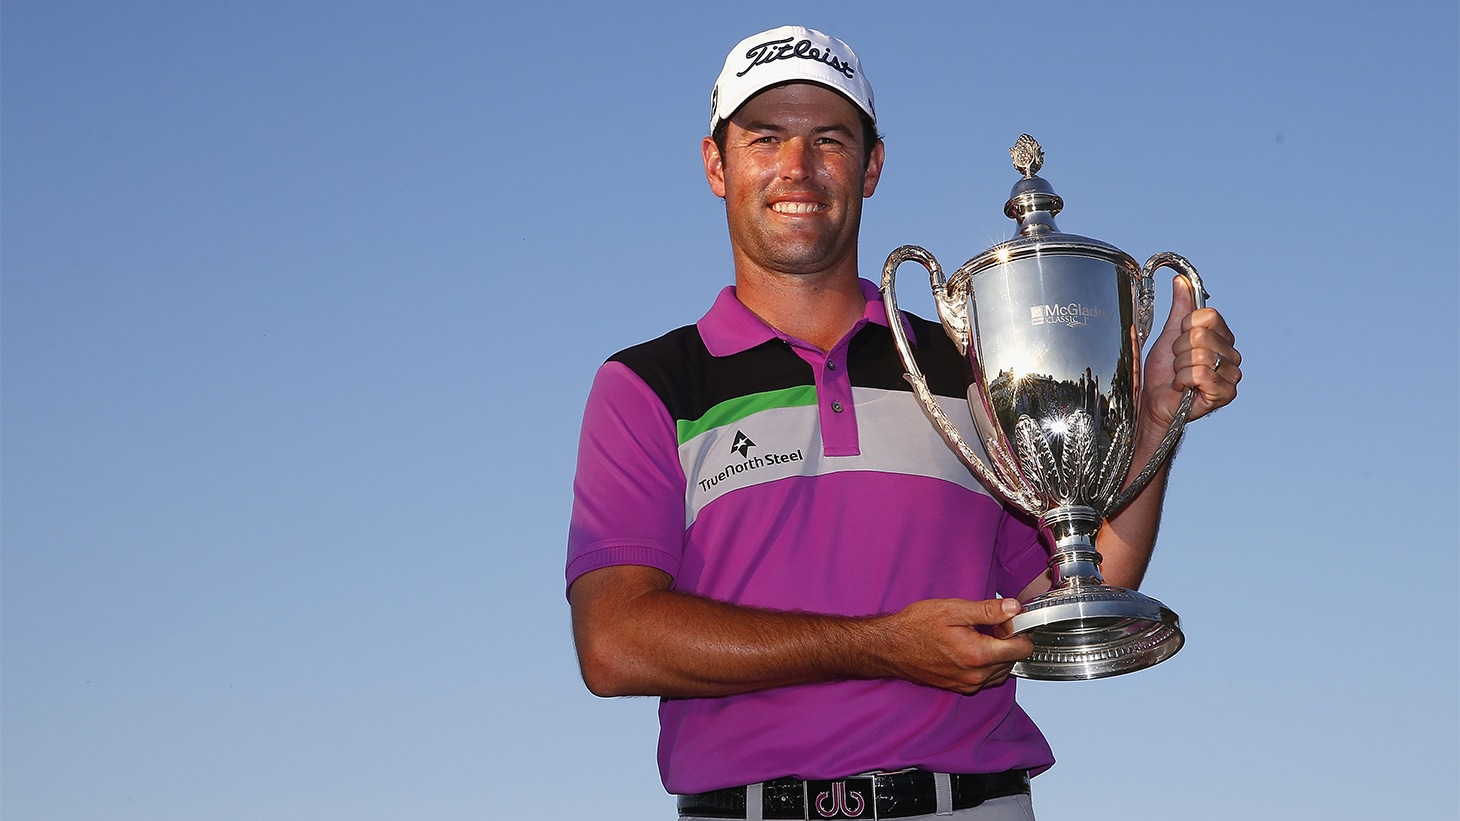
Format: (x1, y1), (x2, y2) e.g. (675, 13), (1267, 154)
(733, 264), (867, 352)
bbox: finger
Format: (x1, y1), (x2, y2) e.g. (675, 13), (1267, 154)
(1183, 360), (1240, 399)
(1167, 272), (1235, 346)
(1174, 330), (1241, 371)
(973, 633), (1034, 669)
(1178, 353), (1242, 420)
(1174, 322), (1242, 374)
(983, 664), (1017, 689)
(1180, 308), (1236, 349)
(1191, 345), (1243, 377)
(961, 597), (1022, 627)
(1159, 274), (1194, 337)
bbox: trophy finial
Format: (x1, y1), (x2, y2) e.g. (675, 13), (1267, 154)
(1005, 134), (1061, 234)
(1011, 134), (1044, 178)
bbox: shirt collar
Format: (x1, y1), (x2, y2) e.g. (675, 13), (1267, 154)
(697, 278), (915, 357)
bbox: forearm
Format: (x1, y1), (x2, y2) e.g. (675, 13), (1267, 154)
(570, 566), (894, 698)
(1098, 428), (1176, 590)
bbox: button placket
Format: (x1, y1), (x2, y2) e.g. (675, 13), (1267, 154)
(780, 333), (860, 456)
(818, 347), (858, 455)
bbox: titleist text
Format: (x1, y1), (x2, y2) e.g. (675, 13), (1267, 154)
(736, 37), (856, 80)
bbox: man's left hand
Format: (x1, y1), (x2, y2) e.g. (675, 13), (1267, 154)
(1141, 274), (1242, 431)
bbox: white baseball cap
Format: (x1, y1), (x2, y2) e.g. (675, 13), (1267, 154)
(709, 25), (876, 133)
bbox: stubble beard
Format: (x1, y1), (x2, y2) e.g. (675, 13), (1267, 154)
(731, 197), (862, 278)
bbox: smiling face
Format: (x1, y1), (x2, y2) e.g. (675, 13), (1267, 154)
(703, 82), (884, 283)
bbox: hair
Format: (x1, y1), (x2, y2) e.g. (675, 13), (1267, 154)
(711, 97), (882, 171)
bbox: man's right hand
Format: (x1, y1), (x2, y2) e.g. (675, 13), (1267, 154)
(867, 597), (1033, 695)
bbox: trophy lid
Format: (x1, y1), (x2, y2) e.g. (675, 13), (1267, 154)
(978, 134), (1131, 272)
(1003, 134), (1064, 237)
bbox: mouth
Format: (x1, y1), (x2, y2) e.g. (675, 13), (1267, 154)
(769, 200), (827, 214)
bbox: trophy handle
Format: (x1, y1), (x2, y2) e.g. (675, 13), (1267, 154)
(1109, 252), (1210, 512)
(881, 245), (1043, 514)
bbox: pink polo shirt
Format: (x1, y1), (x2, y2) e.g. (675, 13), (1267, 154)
(567, 280), (1055, 793)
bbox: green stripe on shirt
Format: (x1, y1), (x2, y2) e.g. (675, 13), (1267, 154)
(677, 386), (818, 444)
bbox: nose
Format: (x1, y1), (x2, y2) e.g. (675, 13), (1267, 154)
(777, 138), (814, 182)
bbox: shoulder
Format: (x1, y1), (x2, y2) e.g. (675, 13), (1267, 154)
(607, 324), (709, 384)
(605, 325), (813, 426)
(851, 310), (968, 397)
(903, 312), (959, 357)
(603, 325), (716, 422)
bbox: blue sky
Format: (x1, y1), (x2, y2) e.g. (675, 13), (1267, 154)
(4, 1), (1457, 819)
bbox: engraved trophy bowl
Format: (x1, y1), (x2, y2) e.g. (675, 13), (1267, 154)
(880, 135), (1209, 681)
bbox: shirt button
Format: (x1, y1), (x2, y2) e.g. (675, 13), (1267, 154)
(831, 401), (844, 413)
(827, 361), (837, 370)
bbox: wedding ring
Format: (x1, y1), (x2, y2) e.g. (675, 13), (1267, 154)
(1213, 353), (1225, 373)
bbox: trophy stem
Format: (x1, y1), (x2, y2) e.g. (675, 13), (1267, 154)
(1008, 505), (1185, 681)
(1040, 505), (1105, 587)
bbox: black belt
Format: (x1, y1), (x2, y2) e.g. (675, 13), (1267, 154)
(677, 769), (1030, 819)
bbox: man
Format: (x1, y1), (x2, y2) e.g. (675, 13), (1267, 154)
(567, 25), (1240, 820)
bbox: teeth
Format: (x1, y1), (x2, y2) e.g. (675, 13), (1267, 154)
(771, 202), (825, 214)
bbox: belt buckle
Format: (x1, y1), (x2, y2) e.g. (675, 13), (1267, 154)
(804, 776), (876, 820)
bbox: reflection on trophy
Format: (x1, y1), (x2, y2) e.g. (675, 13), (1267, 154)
(881, 135), (1209, 681)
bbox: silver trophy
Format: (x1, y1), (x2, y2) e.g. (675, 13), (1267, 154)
(881, 135), (1209, 681)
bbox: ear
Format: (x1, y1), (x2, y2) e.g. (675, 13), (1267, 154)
(862, 140), (886, 198)
(702, 136), (727, 199)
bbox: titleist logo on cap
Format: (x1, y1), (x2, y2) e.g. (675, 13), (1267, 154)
(735, 36), (857, 80)
(709, 26), (874, 131)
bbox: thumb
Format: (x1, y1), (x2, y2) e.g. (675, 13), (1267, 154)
(1160, 274), (1195, 336)
(965, 597), (1022, 626)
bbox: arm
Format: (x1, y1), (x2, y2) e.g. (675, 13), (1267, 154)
(570, 563), (1033, 699)
(1096, 275), (1242, 589)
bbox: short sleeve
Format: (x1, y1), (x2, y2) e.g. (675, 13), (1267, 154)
(565, 361), (688, 595)
(993, 507), (1051, 598)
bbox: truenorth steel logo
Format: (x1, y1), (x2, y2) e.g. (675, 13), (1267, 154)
(729, 430), (756, 458)
(1030, 302), (1112, 327)
(697, 430), (805, 494)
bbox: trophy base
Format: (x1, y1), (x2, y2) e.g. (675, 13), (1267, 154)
(1008, 584), (1184, 681)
